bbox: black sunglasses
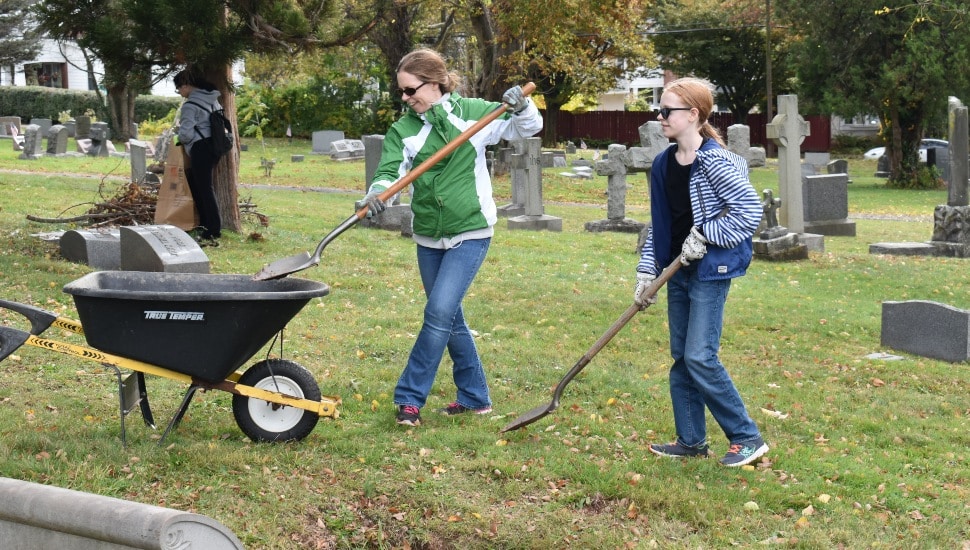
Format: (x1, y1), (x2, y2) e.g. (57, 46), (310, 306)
(657, 106), (692, 118)
(397, 81), (429, 97)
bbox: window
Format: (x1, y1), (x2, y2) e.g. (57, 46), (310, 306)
(24, 63), (67, 89)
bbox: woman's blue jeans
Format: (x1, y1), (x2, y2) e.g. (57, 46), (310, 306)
(666, 266), (761, 448)
(394, 238), (492, 410)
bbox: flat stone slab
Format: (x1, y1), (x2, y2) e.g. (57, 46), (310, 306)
(0, 476), (243, 550)
(881, 300), (970, 362)
(507, 214), (563, 232)
(584, 218), (646, 233)
(60, 229), (121, 270)
(870, 242), (938, 256)
(119, 225), (210, 273)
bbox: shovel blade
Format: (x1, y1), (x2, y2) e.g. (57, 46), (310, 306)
(252, 251), (315, 281)
(499, 401), (558, 433)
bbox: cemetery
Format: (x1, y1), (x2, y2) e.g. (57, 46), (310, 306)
(0, 99), (967, 547)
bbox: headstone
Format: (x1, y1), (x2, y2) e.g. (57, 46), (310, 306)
(508, 137), (562, 232)
(947, 97), (969, 207)
(585, 144), (647, 233)
(311, 130), (345, 154)
(74, 115), (92, 139)
(119, 225), (210, 273)
(802, 173), (856, 236)
(0, 116), (22, 137)
(826, 159), (849, 176)
(803, 152), (830, 174)
(291, 154), (304, 162)
(88, 122), (111, 157)
(766, 95), (811, 233)
(565, 141), (577, 155)
(0, 476), (244, 550)
(753, 189), (810, 261)
(17, 125), (44, 160)
(329, 139), (364, 161)
(59, 229), (122, 270)
(881, 300), (970, 363)
(129, 139), (149, 183)
(46, 124), (69, 156)
(30, 118), (52, 137)
(360, 133), (411, 233)
(63, 119), (76, 137)
(497, 140), (528, 217)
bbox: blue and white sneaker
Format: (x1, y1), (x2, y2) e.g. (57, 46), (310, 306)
(720, 437), (769, 467)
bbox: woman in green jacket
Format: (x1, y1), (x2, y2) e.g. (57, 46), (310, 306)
(358, 48), (543, 427)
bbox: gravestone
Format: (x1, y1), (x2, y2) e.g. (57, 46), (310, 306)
(30, 118), (52, 137)
(63, 119), (76, 137)
(0, 476), (244, 550)
(46, 124), (69, 156)
(802, 173), (856, 236)
(119, 225), (210, 273)
(803, 152), (830, 175)
(0, 116), (21, 137)
(753, 189), (809, 261)
(59, 229), (122, 270)
(17, 125), (44, 160)
(726, 124), (766, 168)
(766, 95), (811, 233)
(129, 140), (149, 184)
(75, 115), (92, 139)
(291, 154), (304, 162)
(947, 97), (969, 207)
(88, 122), (111, 157)
(360, 133), (412, 234)
(497, 140), (528, 217)
(329, 139), (365, 161)
(586, 143), (647, 233)
(881, 300), (970, 363)
(311, 130), (344, 154)
(826, 159), (849, 177)
(508, 137), (562, 232)
(565, 141), (577, 154)
(540, 150), (567, 168)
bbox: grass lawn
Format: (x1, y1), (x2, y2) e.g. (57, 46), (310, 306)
(0, 138), (967, 548)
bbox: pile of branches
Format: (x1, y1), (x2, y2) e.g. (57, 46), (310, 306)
(27, 181), (159, 228)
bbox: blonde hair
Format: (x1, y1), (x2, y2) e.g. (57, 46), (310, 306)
(664, 77), (724, 146)
(397, 49), (461, 94)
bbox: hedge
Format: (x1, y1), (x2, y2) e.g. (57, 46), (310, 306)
(0, 85), (180, 130)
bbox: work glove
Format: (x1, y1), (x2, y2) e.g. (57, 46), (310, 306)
(502, 86), (529, 114)
(355, 190), (386, 218)
(680, 226), (708, 265)
(634, 272), (658, 307)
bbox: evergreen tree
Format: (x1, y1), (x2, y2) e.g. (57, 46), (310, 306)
(0, 0), (42, 73)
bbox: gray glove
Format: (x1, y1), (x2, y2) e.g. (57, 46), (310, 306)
(355, 190), (386, 218)
(680, 226), (708, 265)
(634, 272), (658, 307)
(502, 86), (528, 114)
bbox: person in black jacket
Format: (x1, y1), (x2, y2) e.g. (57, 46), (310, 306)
(174, 69), (222, 245)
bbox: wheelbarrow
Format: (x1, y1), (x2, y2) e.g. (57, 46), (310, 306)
(0, 271), (340, 445)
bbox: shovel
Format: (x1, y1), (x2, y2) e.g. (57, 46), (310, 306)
(499, 256), (684, 433)
(253, 82), (536, 281)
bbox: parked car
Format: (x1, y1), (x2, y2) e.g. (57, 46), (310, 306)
(863, 139), (948, 162)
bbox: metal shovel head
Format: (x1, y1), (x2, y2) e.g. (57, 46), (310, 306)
(253, 251), (316, 281)
(500, 401), (558, 433)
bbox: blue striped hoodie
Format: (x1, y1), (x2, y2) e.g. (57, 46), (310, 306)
(637, 138), (761, 280)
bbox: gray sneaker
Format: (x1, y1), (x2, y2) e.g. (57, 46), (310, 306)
(648, 441), (709, 458)
(720, 437), (769, 467)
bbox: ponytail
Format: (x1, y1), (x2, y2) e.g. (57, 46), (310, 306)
(701, 122), (724, 146)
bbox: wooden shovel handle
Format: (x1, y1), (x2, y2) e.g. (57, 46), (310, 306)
(356, 82), (537, 218)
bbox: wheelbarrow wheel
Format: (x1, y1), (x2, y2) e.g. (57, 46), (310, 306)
(232, 359), (321, 442)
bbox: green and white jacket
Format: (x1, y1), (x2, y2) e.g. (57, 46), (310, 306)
(368, 92), (543, 247)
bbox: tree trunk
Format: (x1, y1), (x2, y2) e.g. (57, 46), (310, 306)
(210, 67), (241, 233)
(106, 84), (136, 142)
(540, 95), (560, 148)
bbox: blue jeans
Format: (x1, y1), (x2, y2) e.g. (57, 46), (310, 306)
(666, 266), (761, 448)
(394, 238), (492, 409)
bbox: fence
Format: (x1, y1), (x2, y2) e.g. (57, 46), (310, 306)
(553, 110), (832, 152)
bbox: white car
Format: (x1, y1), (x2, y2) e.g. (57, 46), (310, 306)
(863, 139), (948, 162)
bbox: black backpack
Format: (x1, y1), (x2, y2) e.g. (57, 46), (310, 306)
(186, 100), (234, 158)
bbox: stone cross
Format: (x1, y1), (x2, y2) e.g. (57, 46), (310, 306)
(508, 137), (562, 231)
(759, 189), (785, 238)
(766, 95), (810, 232)
(947, 97), (969, 207)
(596, 144), (630, 220)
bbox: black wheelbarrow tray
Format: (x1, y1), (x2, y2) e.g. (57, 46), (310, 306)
(0, 271), (340, 445)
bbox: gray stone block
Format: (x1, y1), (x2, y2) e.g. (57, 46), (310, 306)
(119, 225), (210, 273)
(507, 214), (563, 232)
(60, 229), (121, 270)
(0, 476), (243, 550)
(881, 300), (970, 362)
